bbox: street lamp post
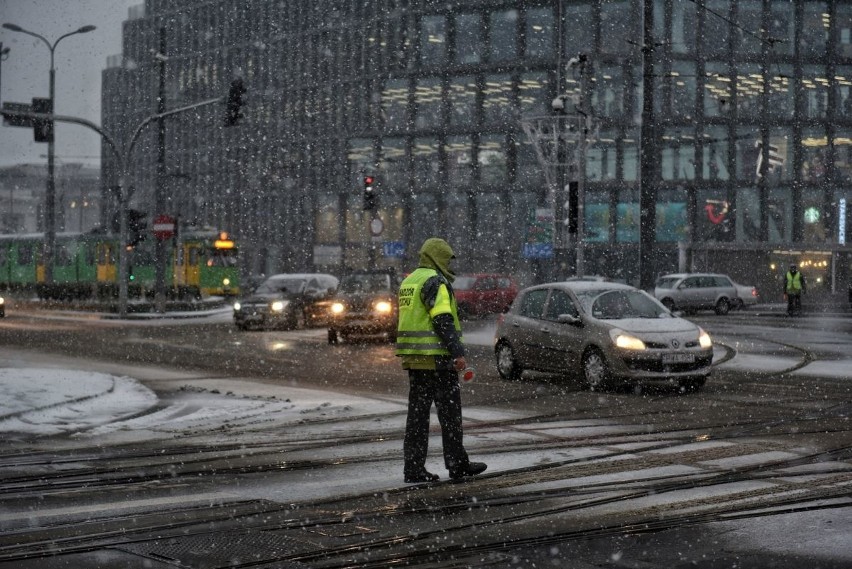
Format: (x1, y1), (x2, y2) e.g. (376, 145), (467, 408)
(1, 22), (95, 283)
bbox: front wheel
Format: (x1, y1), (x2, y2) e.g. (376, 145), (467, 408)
(582, 348), (611, 391)
(495, 342), (523, 381)
(328, 329), (339, 344)
(661, 298), (675, 311)
(714, 298), (730, 315)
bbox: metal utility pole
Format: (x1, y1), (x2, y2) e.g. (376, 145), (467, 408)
(638, 0), (658, 291)
(0, 42), (10, 103)
(154, 28), (168, 313)
(1, 23), (96, 283)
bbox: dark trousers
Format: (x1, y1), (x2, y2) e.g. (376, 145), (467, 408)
(403, 369), (470, 475)
(787, 292), (802, 315)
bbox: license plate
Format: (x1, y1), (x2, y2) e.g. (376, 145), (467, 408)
(662, 353), (695, 364)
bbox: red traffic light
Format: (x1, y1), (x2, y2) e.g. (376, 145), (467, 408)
(364, 176), (375, 186)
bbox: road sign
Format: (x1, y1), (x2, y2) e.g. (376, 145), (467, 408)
(369, 216), (384, 236)
(1, 102), (34, 127)
(383, 241), (405, 258)
(152, 214), (176, 240)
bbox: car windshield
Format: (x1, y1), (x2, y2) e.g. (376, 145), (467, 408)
(579, 290), (669, 319)
(340, 273), (392, 293)
(255, 278), (306, 295)
(453, 276), (477, 290)
(655, 277), (681, 289)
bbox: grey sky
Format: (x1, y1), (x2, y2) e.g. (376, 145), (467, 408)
(0, 0), (139, 168)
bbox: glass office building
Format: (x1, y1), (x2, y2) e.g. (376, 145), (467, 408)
(102, 0), (852, 294)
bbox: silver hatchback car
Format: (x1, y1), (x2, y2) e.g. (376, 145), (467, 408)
(494, 282), (713, 391)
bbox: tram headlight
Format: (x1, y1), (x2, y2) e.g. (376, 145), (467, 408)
(223, 278), (231, 287)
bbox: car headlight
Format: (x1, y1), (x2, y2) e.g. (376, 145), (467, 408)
(330, 302), (346, 314)
(609, 328), (646, 350)
(271, 300), (287, 312)
(233, 301), (241, 311)
(698, 328), (713, 348)
(374, 300), (393, 314)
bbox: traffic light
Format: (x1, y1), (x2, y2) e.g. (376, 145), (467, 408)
(127, 209), (148, 247)
(224, 78), (246, 126)
(363, 175), (377, 210)
(32, 97), (53, 143)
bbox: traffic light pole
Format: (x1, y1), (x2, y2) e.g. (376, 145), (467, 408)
(2, 95), (224, 317)
(154, 28), (168, 313)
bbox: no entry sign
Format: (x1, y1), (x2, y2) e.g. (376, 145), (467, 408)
(152, 214), (176, 240)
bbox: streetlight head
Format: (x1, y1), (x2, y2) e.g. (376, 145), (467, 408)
(2, 23), (24, 32)
(77, 25), (96, 33)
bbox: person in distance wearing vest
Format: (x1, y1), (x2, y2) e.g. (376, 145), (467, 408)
(396, 237), (487, 483)
(784, 264), (806, 316)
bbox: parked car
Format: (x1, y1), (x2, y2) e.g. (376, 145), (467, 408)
(494, 281), (713, 391)
(453, 273), (519, 317)
(328, 270), (401, 343)
(653, 273), (757, 315)
(730, 280), (760, 310)
(233, 273), (338, 331)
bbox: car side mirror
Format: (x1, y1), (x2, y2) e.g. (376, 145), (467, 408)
(557, 314), (582, 326)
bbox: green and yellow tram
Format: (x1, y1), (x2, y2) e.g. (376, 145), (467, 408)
(0, 229), (240, 299)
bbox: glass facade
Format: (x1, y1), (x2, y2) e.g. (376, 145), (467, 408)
(101, 0), (852, 291)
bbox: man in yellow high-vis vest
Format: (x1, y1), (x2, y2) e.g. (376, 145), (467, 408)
(396, 237), (487, 483)
(784, 264), (806, 316)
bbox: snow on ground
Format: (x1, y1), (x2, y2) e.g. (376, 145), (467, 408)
(2, 308), (850, 438)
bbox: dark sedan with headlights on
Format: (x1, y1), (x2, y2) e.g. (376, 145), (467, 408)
(494, 281), (713, 392)
(327, 270), (401, 343)
(233, 273), (339, 331)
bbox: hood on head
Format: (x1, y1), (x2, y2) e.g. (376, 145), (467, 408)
(418, 237), (456, 282)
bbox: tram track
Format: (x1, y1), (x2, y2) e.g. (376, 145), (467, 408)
(2, 440), (850, 566)
(1, 397), (850, 561)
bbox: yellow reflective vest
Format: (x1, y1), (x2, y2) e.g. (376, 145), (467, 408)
(785, 271), (803, 294)
(396, 268), (462, 357)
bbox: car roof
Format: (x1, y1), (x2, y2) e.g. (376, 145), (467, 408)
(657, 273), (727, 279)
(522, 281), (638, 294)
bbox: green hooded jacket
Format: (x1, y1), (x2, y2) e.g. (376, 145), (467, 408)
(418, 237), (456, 282)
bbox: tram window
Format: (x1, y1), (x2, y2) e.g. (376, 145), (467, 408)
(188, 248), (200, 266)
(0, 247), (6, 265)
(56, 246), (72, 266)
(97, 246), (112, 265)
(18, 245), (33, 265)
(85, 246), (96, 266)
(206, 250), (238, 267)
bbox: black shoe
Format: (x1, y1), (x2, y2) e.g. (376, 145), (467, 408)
(449, 462), (487, 481)
(404, 470), (439, 483)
